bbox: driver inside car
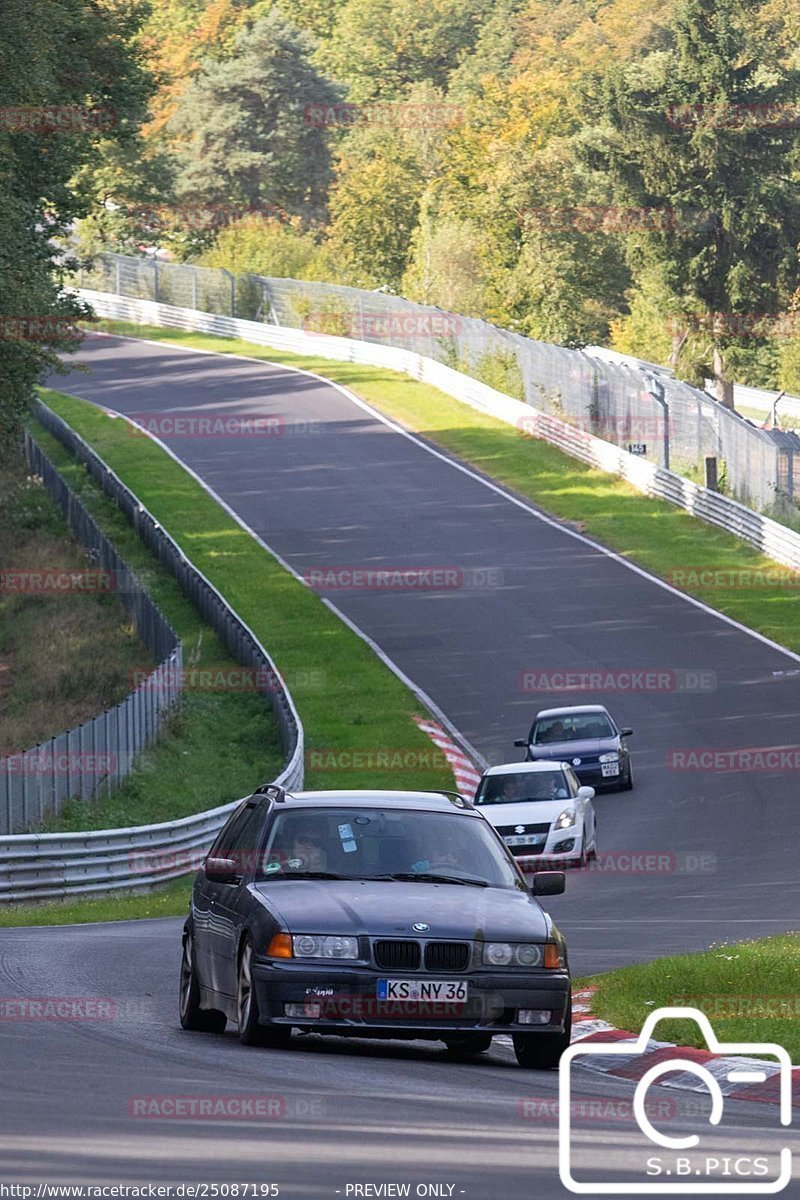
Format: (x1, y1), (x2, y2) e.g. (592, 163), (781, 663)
(290, 822), (329, 871)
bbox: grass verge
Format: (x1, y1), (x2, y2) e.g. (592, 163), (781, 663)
(580, 933), (800, 1062)
(0, 444), (151, 755)
(0, 876), (192, 927)
(81, 320), (800, 653)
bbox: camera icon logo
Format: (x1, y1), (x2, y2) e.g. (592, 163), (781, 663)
(559, 1006), (793, 1194)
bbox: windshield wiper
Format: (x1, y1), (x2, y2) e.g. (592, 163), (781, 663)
(370, 872), (491, 888)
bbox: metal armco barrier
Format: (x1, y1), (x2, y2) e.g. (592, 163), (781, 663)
(1, 434), (183, 835)
(78, 289), (800, 577)
(0, 405), (304, 900)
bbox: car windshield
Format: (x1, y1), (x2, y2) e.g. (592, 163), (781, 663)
(258, 807), (523, 889)
(475, 770), (572, 806)
(532, 714), (614, 743)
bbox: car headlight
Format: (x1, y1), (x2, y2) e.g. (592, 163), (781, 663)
(292, 934), (359, 959)
(483, 943), (544, 967)
(599, 752), (619, 763)
(554, 808), (577, 830)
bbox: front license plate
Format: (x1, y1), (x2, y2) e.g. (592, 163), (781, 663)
(504, 834), (545, 847)
(377, 979), (469, 1002)
(601, 762), (620, 777)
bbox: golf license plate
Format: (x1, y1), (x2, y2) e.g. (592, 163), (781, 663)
(377, 979), (468, 1002)
(601, 762), (620, 777)
(504, 834), (544, 847)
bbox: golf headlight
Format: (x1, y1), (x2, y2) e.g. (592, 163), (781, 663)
(292, 934), (359, 959)
(599, 752), (619, 763)
(554, 808), (577, 830)
(483, 943), (544, 967)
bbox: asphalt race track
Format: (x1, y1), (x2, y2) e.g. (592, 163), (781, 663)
(5, 332), (795, 1195)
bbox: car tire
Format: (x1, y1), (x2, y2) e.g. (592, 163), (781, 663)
(618, 762), (634, 791)
(513, 1001), (571, 1070)
(237, 937), (292, 1048)
(443, 1033), (493, 1055)
(179, 933), (227, 1033)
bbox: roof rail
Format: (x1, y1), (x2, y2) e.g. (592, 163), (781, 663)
(420, 789), (474, 809)
(254, 783), (289, 803)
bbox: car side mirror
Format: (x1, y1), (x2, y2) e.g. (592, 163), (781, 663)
(514, 738), (527, 748)
(577, 786), (595, 799)
(620, 728), (633, 737)
(531, 871), (565, 896)
(205, 856), (240, 884)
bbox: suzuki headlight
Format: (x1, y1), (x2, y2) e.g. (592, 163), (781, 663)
(554, 808), (576, 830)
(599, 752), (619, 763)
(293, 935), (359, 959)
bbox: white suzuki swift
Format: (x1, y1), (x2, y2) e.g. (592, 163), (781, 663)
(474, 761), (598, 868)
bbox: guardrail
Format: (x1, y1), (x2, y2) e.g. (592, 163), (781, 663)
(0, 402), (304, 900)
(78, 289), (800, 578)
(1, 434), (183, 835)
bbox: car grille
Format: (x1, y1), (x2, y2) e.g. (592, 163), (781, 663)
(424, 942), (470, 972)
(509, 844), (545, 858)
(374, 940), (421, 970)
(496, 822), (550, 836)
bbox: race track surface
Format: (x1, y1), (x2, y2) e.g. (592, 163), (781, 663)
(8, 333), (795, 1194)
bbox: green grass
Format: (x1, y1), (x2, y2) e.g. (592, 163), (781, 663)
(89, 321), (800, 653)
(27, 417), (283, 831)
(580, 934), (800, 1062)
(0, 875), (192, 926)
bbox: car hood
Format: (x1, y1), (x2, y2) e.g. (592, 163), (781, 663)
(250, 879), (551, 941)
(479, 799), (573, 826)
(529, 736), (618, 759)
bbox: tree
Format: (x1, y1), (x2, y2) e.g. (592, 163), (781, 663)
(169, 11), (341, 224)
(196, 214), (337, 279)
(579, 0), (800, 406)
(0, 0), (153, 443)
(321, 0), (494, 102)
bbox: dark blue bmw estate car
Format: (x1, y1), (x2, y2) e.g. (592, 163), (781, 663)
(180, 786), (571, 1069)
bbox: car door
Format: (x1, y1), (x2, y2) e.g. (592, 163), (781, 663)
(192, 803), (250, 985)
(196, 802), (260, 995)
(208, 801), (268, 999)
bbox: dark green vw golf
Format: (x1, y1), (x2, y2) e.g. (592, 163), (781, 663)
(180, 786), (571, 1069)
